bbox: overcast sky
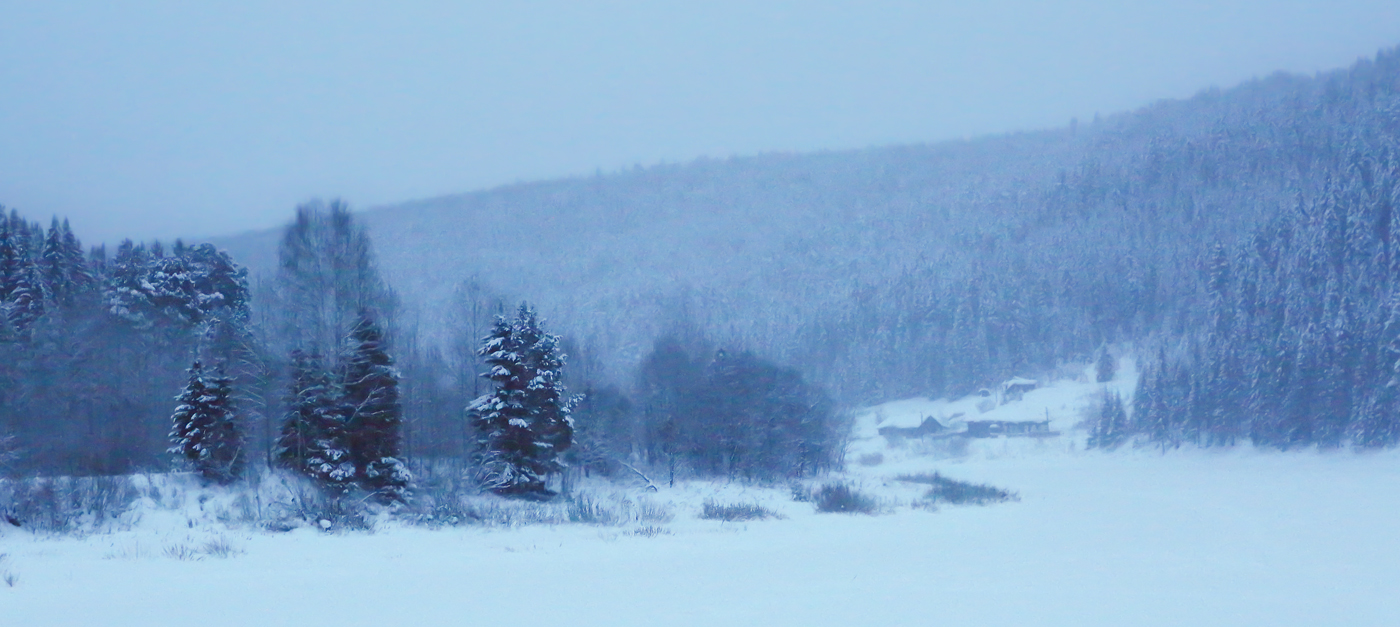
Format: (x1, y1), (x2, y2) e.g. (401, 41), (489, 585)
(2, 1), (1399, 245)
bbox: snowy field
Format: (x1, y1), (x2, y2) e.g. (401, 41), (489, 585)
(5, 363), (1400, 626)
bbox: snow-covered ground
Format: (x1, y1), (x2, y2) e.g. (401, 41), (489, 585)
(5, 359), (1400, 626)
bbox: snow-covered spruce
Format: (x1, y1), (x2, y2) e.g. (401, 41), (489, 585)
(468, 303), (577, 497)
(275, 350), (355, 492)
(340, 311), (410, 502)
(168, 360), (244, 485)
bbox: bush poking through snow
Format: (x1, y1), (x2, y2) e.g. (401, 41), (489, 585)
(0, 476), (138, 534)
(811, 483), (878, 514)
(633, 525), (670, 538)
(566, 493), (624, 525)
(163, 543), (202, 561)
(3, 571), (17, 588)
(633, 498), (674, 524)
(159, 537), (245, 560)
(700, 500), (778, 522)
(202, 536), (244, 558)
(402, 501), (480, 529)
(897, 473), (1019, 506)
(398, 460), (483, 528)
(270, 479), (374, 532)
(566, 492), (676, 526)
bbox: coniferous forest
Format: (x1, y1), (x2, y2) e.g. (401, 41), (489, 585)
(4, 47), (1400, 497)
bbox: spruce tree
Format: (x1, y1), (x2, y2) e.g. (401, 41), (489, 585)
(7, 261), (45, 332)
(277, 351), (355, 491)
(0, 218), (19, 302)
(59, 219), (92, 296)
(38, 218), (67, 300)
(169, 360), (245, 484)
(1089, 391), (1130, 450)
(1095, 347), (1117, 383)
(341, 311), (409, 501)
(468, 304), (576, 496)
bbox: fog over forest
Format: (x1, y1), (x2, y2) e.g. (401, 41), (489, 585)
(2, 47), (1399, 482)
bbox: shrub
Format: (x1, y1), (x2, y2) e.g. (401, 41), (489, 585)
(163, 543), (202, 561)
(201, 536), (244, 558)
(0, 476), (138, 534)
(395, 460), (485, 528)
(700, 500), (778, 522)
(812, 483), (878, 514)
(633, 525), (671, 538)
(629, 499), (668, 524)
(897, 472), (1018, 505)
(566, 493), (625, 525)
(270, 482), (374, 532)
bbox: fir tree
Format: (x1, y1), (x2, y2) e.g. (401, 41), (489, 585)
(468, 304), (576, 496)
(341, 311), (409, 501)
(169, 360), (245, 484)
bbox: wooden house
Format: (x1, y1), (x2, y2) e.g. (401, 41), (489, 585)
(878, 416), (948, 439)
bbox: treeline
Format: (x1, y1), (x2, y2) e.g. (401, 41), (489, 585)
(1086, 49), (1400, 451)
(0, 202), (844, 495)
(0, 212), (252, 474)
(13, 47), (1400, 478)
(1095, 149), (1400, 450)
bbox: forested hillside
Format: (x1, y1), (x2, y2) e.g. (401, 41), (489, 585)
(218, 47), (1400, 409)
(5, 47), (1399, 482)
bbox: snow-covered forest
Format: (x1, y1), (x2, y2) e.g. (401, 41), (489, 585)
(3, 45), (1400, 490)
(4, 42), (1400, 627)
(207, 46), (1400, 450)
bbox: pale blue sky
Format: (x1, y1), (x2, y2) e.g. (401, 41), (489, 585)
(2, 1), (1398, 244)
